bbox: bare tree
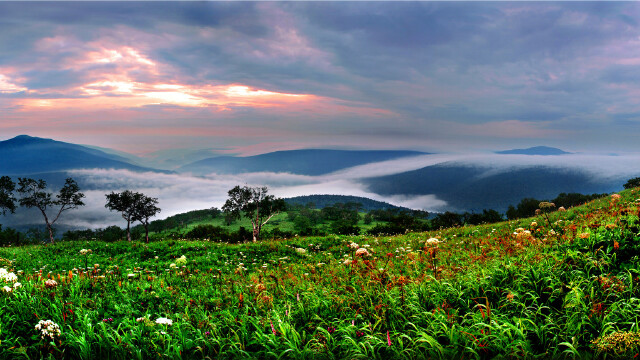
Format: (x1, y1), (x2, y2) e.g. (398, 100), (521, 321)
(222, 185), (286, 241)
(17, 177), (85, 243)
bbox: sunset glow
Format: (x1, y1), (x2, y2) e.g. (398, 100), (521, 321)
(1, 2), (640, 155)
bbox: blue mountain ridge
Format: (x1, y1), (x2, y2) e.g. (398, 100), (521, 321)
(0, 135), (165, 175)
(178, 149), (429, 176)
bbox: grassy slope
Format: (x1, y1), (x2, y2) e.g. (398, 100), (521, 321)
(149, 211), (390, 237)
(0, 189), (639, 359)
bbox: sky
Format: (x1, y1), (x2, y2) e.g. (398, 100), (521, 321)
(2, 2), (640, 156)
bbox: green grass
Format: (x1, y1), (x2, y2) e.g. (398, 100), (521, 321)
(1, 189), (640, 359)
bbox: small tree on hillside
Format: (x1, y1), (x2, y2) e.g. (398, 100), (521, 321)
(624, 177), (640, 189)
(222, 185), (286, 242)
(17, 177), (85, 243)
(134, 194), (161, 243)
(0, 176), (16, 216)
(105, 190), (142, 241)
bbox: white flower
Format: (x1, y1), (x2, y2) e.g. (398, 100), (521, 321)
(35, 320), (61, 340)
(426, 238), (441, 245)
(349, 242), (359, 249)
(136, 316), (147, 322)
(13, 282), (21, 288)
(2, 286), (11, 292)
(169, 263), (177, 269)
(79, 249), (92, 255)
(295, 247), (307, 254)
(155, 317), (173, 326)
(44, 279), (58, 288)
(355, 248), (370, 257)
(176, 255), (187, 266)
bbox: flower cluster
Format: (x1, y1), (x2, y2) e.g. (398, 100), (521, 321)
(155, 317), (173, 326)
(35, 320), (61, 340)
(355, 248), (370, 257)
(513, 228), (534, 242)
(425, 238), (441, 246)
(349, 242), (359, 250)
(0, 268), (17, 283)
(79, 249), (92, 255)
(44, 279), (58, 288)
(294, 247), (307, 255)
(176, 255), (187, 266)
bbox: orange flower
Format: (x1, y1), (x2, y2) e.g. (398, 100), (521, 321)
(613, 241), (619, 251)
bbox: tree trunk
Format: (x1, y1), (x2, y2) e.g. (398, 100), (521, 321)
(145, 223), (149, 243)
(126, 220), (131, 241)
(47, 223), (55, 244)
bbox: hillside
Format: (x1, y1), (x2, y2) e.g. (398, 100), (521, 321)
(0, 135), (162, 175)
(1, 187), (639, 358)
(178, 149), (428, 176)
(284, 194), (412, 211)
(364, 162), (623, 212)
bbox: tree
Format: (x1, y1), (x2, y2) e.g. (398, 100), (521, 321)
(624, 177), (640, 189)
(105, 190), (142, 241)
(222, 185), (286, 242)
(134, 194), (160, 243)
(0, 176), (16, 216)
(17, 177), (85, 243)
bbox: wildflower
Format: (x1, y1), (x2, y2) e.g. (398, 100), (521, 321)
(349, 242), (359, 250)
(539, 202), (556, 209)
(387, 330), (392, 346)
(79, 249), (92, 255)
(355, 248), (370, 257)
(176, 255), (187, 266)
(2, 286), (11, 292)
(530, 222), (537, 227)
(13, 282), (21, 289)
(270, 320), (277, 335)
(611, 194), (622, 201)
(136, 316), (147, 322)
(327, 326), (336, 334)
(426, 238), (441, 245)
(613, 241), (620, 251)
(169, 263), (177, 269)
(343, 259), (352, 266)
(128, 273), (137, 278)
(155, 317), (173, 326)
(35, 320), (61, 340)
(1, 271), (17, 282)
(558, 206), (566, 212)
(579, 232), (590, 239)
(44, 279), (58, 288)
(295, 247), (307, 254)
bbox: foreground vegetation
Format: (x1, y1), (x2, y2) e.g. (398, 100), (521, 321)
(1, 188), (640, 359)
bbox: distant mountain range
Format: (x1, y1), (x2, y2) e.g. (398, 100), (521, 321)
(177, 149), (428, 176)
(363, 162), (623, 212)
(496, 146), (571, 155)
(0, 135), (161, 176)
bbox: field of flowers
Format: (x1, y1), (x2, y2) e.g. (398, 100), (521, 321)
(1, 189), (640, 359)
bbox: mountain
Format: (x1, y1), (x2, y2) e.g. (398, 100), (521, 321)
(496, 146), (571, 155)
(0, 135), (163, 175)
(363, 162), (624, 212)
(178, 149), (428, 176)
(284, 195), (413, 212)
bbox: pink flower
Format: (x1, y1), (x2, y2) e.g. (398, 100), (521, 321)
(387, 330), (392, 346)
(270, 320), (277, 335)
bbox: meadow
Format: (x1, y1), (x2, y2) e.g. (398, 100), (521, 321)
(1, 189), (640, 359)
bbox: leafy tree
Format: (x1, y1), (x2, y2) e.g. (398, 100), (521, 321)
(105, 190), (143, 242)
(17, 177), (85, 243)
(135, 194), (160, 243)
(0, 176), (16, 216)
(222, 185), (286, 242)
(624, 177), (640, 189)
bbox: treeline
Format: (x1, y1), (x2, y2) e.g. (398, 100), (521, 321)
(505, 192), (606, 220)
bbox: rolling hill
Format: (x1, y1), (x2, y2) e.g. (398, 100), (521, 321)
(363, 162), (624, 212)
(178, 149), (428, 176)
(495, 146), (571, 155)
(0, 135), (162, 175)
